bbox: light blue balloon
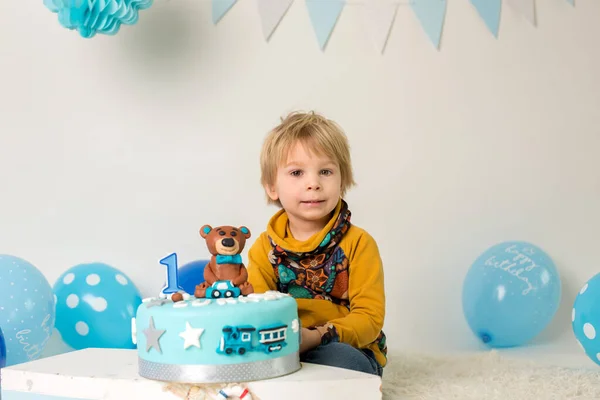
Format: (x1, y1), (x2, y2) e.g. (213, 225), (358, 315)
(53, 262), (142, 350)
(572, 273), (600, 366)
(0, 254), (55, 366)
(462, 241), (561, 348)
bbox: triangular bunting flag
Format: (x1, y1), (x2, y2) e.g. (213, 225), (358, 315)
(411, 0), (447, 50)
(305, 0), (345, 50)
(506, 0), (536, 25)
(257, 0), (294, 41)
(470, 0), (502, 37)
(567, 0), (574, 5)
(213, 0), (237, 24)
(362, 0), (398, 54)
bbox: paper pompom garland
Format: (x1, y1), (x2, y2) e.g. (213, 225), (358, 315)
(44, 0), (153, 38)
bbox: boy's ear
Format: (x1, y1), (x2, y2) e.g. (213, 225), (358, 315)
(264, 184), (279, 202)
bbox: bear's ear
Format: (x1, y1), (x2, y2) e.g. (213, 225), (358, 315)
(239, 226), (251, 239)
(200, 225), (213, 238)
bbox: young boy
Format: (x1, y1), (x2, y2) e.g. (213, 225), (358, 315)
(247, 111), (387, 377)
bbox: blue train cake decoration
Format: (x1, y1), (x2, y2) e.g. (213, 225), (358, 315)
(133, 224), (301, 384)
(217, 323), (288, 356)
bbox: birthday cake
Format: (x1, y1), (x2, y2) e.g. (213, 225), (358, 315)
(133, 225), (301, 384)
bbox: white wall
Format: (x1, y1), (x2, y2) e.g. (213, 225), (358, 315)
(1, 0), (599, 354)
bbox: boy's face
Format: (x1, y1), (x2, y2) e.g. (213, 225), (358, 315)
(266, 141), (341, 228)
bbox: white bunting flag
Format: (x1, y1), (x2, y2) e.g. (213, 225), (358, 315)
(506, 0), (536, 25)
(257, 0), (294, 41)
(362, 0), (398, 54)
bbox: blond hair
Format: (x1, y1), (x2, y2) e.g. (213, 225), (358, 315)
(260, 111), (356, 206)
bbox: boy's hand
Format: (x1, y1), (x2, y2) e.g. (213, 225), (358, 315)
(300, 327), (322, 353)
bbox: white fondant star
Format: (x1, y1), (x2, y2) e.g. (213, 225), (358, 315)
(179, 321), (204, 350)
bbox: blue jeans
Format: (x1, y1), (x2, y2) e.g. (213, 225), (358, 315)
(300, 342), (383, 377)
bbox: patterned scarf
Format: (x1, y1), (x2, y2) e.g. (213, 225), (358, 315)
(268, 200), (388, 362)
(267, 200), (352, 307)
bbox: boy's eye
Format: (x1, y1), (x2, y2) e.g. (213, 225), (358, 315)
(290, 170), (302, 177)
(320, 169), (333, 176)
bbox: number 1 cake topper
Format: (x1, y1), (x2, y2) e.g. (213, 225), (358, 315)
(159, 253), (184, 299)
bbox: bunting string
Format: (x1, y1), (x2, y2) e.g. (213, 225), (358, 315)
(215, 0), (576, 52)
(43, 0), (576, 41)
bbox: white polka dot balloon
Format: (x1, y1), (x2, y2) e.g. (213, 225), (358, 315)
(572, 272), (600, 366)
(53, 263), (142, 350)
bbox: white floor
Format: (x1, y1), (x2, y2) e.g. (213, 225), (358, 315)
(389, 330), (599, 370)
(382, 341), (600, 400)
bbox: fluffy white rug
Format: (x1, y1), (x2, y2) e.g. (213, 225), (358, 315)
(381, 350), (600, 400)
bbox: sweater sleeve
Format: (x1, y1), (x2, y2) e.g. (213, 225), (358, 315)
(326, 231), (385, 349)
(246, 233), (278, 293)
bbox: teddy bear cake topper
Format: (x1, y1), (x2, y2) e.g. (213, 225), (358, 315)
(171, 225), (254, 302)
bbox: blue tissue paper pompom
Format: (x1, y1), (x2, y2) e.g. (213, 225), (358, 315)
(43, 0), (153, 38)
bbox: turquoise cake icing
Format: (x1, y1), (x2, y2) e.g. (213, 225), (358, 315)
(134, 290), (301, 383)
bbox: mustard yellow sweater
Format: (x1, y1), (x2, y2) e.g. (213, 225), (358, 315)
(247, 200), (387, 367)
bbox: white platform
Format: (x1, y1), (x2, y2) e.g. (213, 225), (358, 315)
(1, 348), (382, 400)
